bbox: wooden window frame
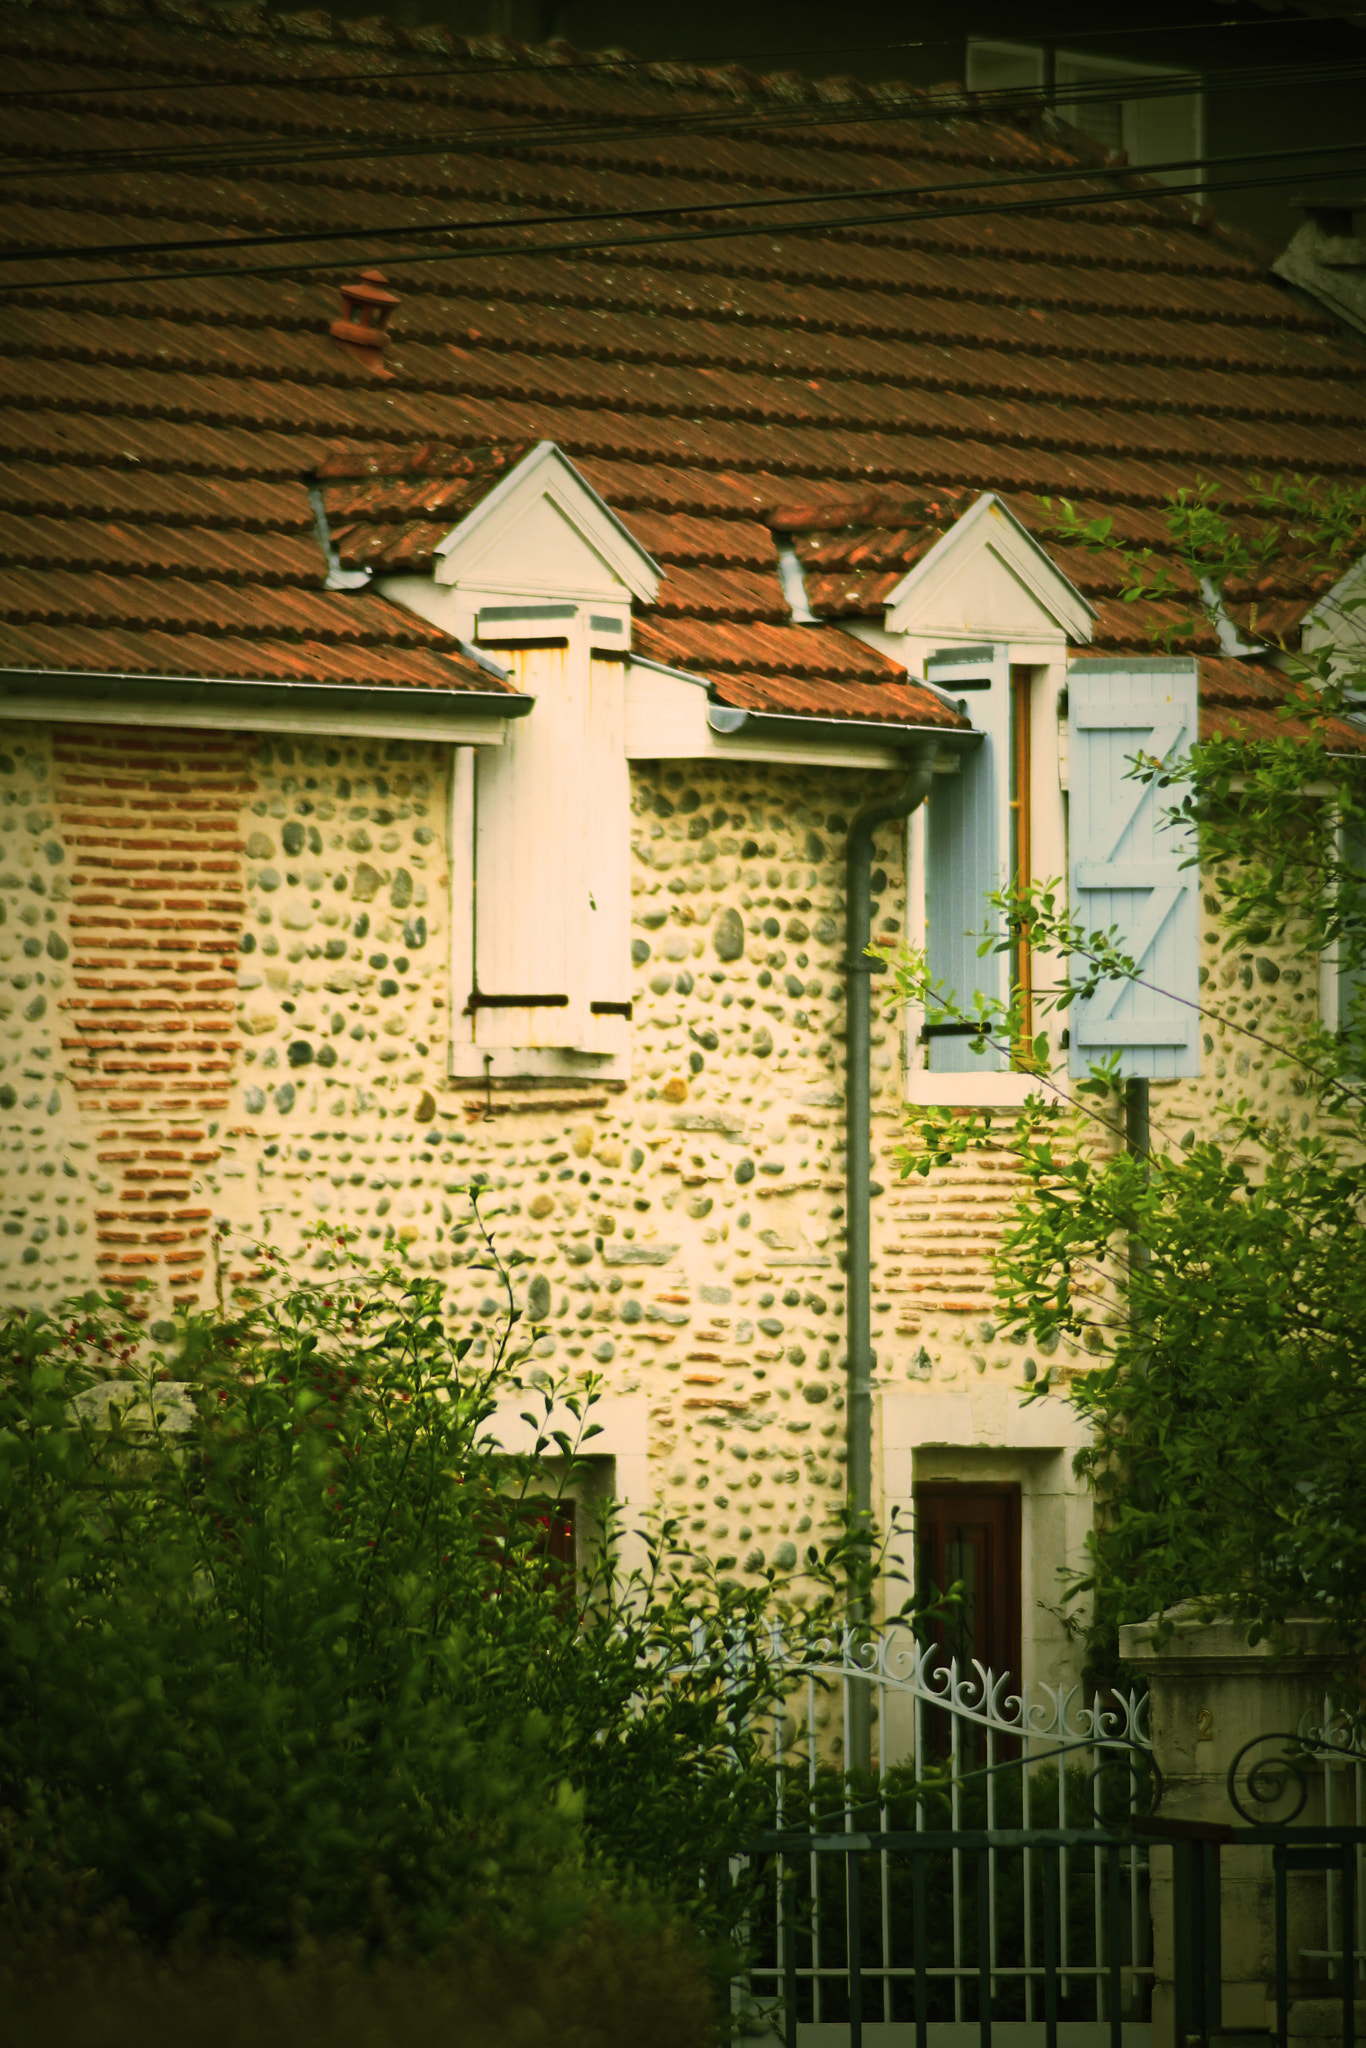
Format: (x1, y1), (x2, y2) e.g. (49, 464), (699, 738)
(1009, 664), (1034, 1059)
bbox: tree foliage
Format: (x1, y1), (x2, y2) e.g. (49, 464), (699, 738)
(879, 475), (1366, 1693)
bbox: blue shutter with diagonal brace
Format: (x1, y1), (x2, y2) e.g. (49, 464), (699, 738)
(1068, 659), (1200, 1081)
(1334, 810), (1366, 1048)
(925, 644), (1010, 1074)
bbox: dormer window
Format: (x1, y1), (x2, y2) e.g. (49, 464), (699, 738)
(374, 442), (660, 1080)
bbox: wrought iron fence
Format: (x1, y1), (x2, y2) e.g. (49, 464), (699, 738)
(1135, 1724), (1366, 2048)
(1291, 1706), (1366, 1984)
(731, 1626), (1155, 2040)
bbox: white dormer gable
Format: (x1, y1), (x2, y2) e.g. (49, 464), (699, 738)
(434, 439), (660, 607)
(1300, 550), (1366, 683)
(378, 441), (660, 656)
(883, 492), (1094, 654)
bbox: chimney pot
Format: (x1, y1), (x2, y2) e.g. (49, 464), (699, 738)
(330, 268), (399, 377)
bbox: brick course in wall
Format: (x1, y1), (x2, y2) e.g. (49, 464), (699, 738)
(50, 727), (252, 1308)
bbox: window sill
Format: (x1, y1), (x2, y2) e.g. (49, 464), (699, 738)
(903, 1070), (1046, 1108)
(450, 1044), (631, 1081)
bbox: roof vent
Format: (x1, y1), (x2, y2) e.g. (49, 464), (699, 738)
(330, 269), (398, 378)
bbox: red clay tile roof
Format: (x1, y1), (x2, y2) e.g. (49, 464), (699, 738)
(1, 0), (1365, 742)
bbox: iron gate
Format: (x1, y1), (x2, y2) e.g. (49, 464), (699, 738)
(724, 1634), (1364, 2048)
(730, 1628), (1154, 2042)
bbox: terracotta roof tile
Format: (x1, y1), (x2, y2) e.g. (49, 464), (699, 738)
(2, 567), (452, 647)
(707, 670), (969, 729)
(0, 512), (322, 584)
(1199, 656), (1366, 753)
(0, 620), (505, 692)
(634, 614), (910, 683)
(645, 565), (788, 624)
(1, 0), (1364, 738)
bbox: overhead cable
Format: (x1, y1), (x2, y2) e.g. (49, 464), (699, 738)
(7, 134), (1366, 274)
(4, 51), (1366, 184)
(7, 153), (1366, 297)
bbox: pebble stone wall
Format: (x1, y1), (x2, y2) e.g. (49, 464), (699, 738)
(0, 719), (1316, 1579)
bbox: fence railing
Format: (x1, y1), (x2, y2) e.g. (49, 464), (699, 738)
(735, 1626), (1155, 2038)
(1295, 1706), (1366, 1983)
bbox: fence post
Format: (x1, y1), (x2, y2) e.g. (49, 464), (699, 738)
(1119, 1607), (1343, 2048)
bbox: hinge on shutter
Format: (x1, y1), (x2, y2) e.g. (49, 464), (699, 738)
(589, 1000), (632, 1018)
(465, 991), (570, 1012)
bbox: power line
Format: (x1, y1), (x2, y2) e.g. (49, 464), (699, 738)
(4, 5), (1364, 103)
(7, 152), (1365, 299)
(5, 51), (1365, 184)
(9, 135), (1365, 275)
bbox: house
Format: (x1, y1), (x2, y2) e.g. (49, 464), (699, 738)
(3, 0), (1366, 1702)
(1276, 199), (1366, 342)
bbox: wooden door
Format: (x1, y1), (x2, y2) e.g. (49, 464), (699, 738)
(915, 1483), (1022, 1748)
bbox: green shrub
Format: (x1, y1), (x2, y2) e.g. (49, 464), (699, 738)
(2, 1915), (718, 2048)
(0, 1217), (848, 1963)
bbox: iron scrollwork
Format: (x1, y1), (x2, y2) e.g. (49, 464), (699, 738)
(1227, 1727), (1366, 1824)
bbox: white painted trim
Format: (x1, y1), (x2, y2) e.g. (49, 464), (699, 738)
(709, 734), (906, 769)
(623, 660), (907, 768)
(904, 804), (928, 1060)
(883, 494), (1095, 644)
(450, 1043), (630, 1080)
(902, 1070), (1044, 1107)
(1299, 550), (1366, 670)
(0, 695), (512, 744)
(448, 746), (476, 1057)
(432, 441), (661, 603)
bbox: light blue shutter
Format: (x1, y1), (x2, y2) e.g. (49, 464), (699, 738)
(925, 644), (1010, 1074)
(1068, 660), (1199, 1081)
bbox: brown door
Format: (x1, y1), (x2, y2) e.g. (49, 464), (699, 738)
(915, 1483), (1021, 1750)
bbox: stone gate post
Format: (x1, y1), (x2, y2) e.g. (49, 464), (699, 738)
(1119, 1608), (1350, 2048)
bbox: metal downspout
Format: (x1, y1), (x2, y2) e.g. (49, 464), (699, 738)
(844, 742), (942, 1775)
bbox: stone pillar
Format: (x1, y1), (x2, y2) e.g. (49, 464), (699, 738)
(1119, 1608), (1345, 2048)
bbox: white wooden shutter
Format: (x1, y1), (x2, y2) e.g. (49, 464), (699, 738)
(925, 644), (1010, 1073)
(1068, 660), (1199, 1080)
(470, 641), (632, 1055)
(581, 656), (632, 1057)
(473, 643), (586, 1049)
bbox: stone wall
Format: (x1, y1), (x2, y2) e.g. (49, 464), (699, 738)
(0, 720), (1084, 1595)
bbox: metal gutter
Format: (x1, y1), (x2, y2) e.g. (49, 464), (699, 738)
(706, 704), (980, 751)
(844, 740), (944, 1775)
(0, 667), (534, 723)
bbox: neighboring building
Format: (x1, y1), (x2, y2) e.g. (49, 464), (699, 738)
(3, 0), (1366, 1696)
(1275, 199), (1366, 340)
(327, 0), (1366, 251)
